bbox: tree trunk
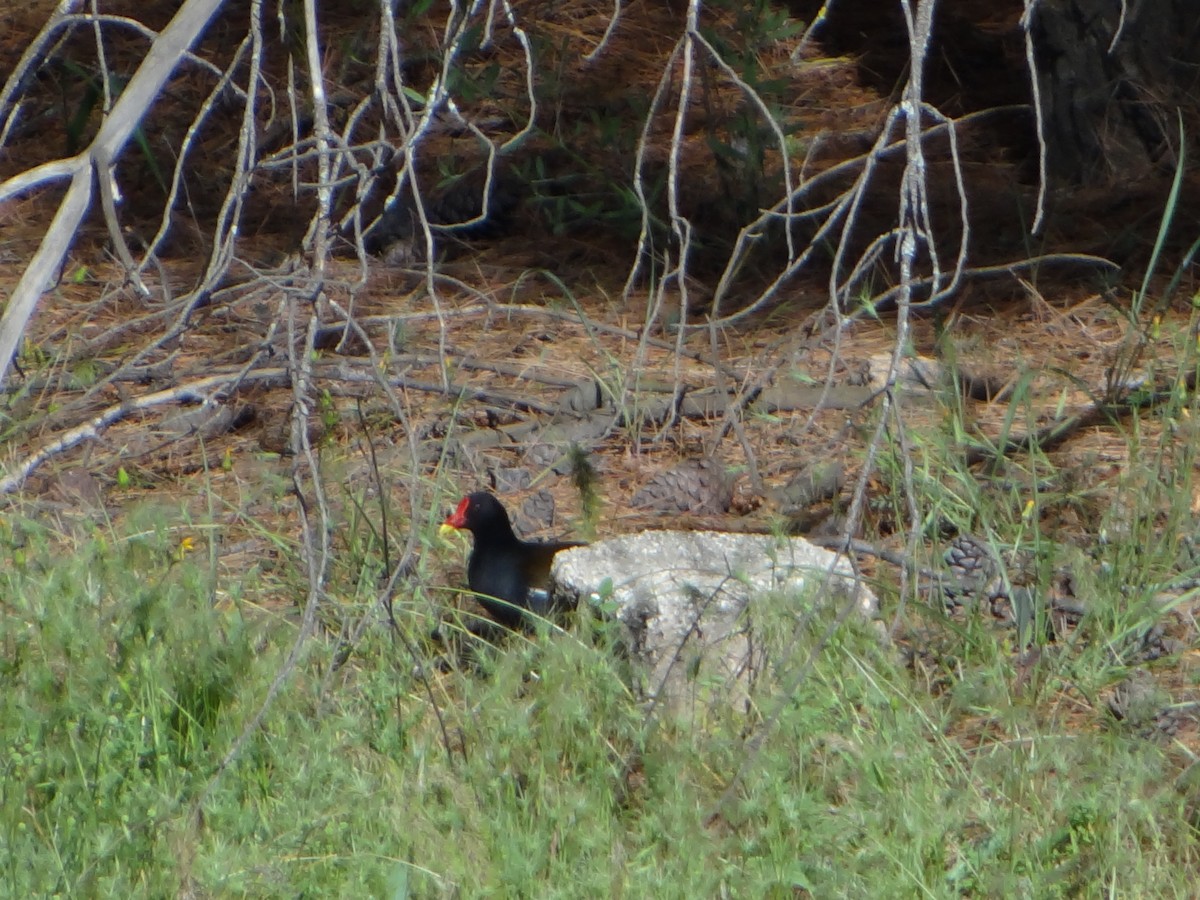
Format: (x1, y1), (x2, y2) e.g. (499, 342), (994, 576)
(1029, 0), (1200, 184)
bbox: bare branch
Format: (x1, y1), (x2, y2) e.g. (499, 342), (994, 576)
(0, 0), (225, 387)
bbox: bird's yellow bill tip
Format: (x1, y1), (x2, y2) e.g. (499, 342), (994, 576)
(438, 523), (460, 540)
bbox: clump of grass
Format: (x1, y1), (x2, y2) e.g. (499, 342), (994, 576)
(0, 512), (262, 895)
(4, 468), (1200, 895)
(856, 206), (1200, 886)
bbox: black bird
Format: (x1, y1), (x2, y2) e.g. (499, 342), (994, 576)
(442, 491), (584, 629)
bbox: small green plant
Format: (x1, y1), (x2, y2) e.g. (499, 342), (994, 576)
(318, 388), (339, 435)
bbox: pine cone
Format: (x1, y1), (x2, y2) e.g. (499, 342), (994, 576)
(944, 534), (1001, 602)
(631, 459), (733, 515)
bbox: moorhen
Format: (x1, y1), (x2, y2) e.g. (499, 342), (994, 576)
(442, 491), (585, 629)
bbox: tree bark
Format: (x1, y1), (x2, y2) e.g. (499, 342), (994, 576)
(1027, 0), (1199, 183)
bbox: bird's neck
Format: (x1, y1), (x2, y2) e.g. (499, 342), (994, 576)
(480, 519), (521, 547)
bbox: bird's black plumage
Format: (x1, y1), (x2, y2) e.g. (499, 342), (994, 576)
(444, 492), (583, 629)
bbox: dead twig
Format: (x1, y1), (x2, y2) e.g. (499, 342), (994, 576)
(0, 371), (285, 495)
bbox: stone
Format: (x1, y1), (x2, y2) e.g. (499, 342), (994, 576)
(551, 530), (878, 716)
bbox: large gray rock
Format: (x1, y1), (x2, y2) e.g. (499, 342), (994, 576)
(551, 531), (878, 716)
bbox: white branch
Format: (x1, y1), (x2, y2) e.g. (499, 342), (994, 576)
(0, 0), (225, 387)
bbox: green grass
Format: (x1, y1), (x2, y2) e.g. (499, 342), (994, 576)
(3, 496), (1200, 898)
